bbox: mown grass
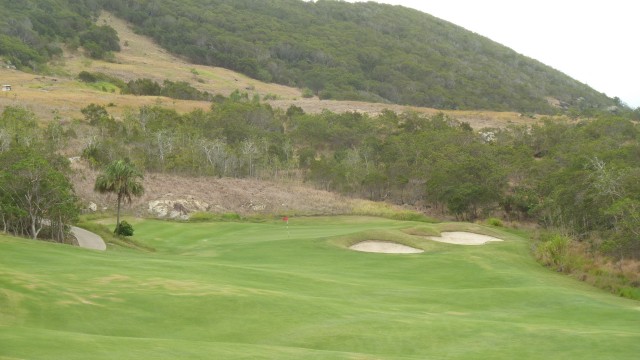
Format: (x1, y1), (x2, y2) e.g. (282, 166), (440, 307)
(1, 217), (639, 359)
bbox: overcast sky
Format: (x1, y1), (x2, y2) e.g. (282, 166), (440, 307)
(345, 0), (639, 108)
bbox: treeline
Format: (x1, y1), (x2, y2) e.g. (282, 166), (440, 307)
(0, 107), (79, 242)
(102, 0), (617, 113)
(72, 94), (640, 258)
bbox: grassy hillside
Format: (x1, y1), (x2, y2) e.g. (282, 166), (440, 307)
(2, 217), (639, 359)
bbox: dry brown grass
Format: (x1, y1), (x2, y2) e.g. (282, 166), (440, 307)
(0, 66), (213, 123)
(0, 11), (550, 130)
(70, 159), (353, 216)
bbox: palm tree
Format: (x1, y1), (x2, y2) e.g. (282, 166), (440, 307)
(94, 159), (144, 233)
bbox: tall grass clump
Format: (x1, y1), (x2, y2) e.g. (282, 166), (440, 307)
(533, 231), (640, 300)
(351, 200), (436, 222)
(534, 232), (571, 272)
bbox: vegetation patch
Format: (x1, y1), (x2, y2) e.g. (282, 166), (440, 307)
(533, 231), (640, 300)
(351, 200), (436, 222)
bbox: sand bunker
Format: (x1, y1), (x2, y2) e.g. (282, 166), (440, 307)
(349, 241), (424, 254)
(428, 232), (503, 245)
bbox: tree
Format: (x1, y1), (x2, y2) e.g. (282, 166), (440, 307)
(0, 147), (78, 241)
(94, 159), (144, 233)
(0, 106), (38, 147)
(79, 25), (120, 59)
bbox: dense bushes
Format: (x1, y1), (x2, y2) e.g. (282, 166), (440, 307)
(0, 0), (103, 67)
(79, 25), (120, 59)
(121, 78), (213, 101)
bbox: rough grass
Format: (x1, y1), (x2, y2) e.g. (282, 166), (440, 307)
(1, 217), (640, 359)
(532, 234), (640, 300)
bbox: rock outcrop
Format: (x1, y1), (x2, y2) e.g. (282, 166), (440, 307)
(148, 198), (210, 220)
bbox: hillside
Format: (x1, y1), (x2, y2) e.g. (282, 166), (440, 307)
(0, 0), (616, 114)
(0, 11), (534, 129)
(102, 0), (615, 113)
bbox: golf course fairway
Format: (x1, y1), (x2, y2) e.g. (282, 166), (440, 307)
(1, 216), (639, 359)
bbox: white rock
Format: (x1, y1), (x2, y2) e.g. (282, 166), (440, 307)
(148, 199), (210, 219)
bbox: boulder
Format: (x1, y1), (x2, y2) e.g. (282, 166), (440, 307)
(148, 199), (210, 220)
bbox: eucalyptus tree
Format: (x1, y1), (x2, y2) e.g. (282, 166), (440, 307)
(0, 146), (78, 242)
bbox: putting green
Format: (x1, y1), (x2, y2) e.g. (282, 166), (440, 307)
(1, 217), (639, 359)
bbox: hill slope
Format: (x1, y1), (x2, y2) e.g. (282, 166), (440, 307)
(102, 0), (614, 112)
(0, 12), (533, 129)
(0, 0), (615, 113)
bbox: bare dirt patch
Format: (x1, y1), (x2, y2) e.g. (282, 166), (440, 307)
(349, 241), (424, 254)
(428, 232), (503, 245)
(70, 159), (353, 216)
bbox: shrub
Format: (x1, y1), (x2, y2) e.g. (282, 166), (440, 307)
(535, 233), (569, 271)
(301, 88), (314, 98)
(78, 71), (97, 83)
(115, 220), (134, 236)
(79, 25), (120, 59)
(487, 217), (503, 227)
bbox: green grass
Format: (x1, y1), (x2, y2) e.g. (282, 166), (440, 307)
(1, 216), (639, 359)
(85, 81), (119, 93)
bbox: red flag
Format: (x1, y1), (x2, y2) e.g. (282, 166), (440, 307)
(282, 216), (289, 222)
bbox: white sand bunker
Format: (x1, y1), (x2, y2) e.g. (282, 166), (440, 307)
(428, 232), (503, 245)
(350, 241), (424, 254)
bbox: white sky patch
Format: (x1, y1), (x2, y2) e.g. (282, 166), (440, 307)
(343, 0), (639, 108)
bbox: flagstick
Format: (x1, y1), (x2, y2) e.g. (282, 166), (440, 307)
(283, 216), (290, 238)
